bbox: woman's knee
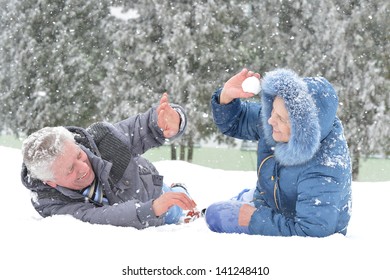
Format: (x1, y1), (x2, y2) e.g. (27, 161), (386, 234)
(205, 201), (249, 234)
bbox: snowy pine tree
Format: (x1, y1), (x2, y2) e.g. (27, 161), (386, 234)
(0, 0), (110, 134)
(100, 0), (261, 160)
(242, 0), (389, 179)
(0, 0), (388, 178)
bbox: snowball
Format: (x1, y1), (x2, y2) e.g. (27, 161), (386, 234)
(242, 76), (261, 94)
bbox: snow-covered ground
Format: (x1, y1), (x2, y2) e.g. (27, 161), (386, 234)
(1, 146), (389, 280)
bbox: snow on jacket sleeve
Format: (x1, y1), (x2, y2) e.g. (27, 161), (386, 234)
(113, 105), (187, 156)
(31, 187), (163, 229)
(211, 88), (261, 141)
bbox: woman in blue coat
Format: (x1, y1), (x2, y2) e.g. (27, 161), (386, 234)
(205, 68), (352, 237)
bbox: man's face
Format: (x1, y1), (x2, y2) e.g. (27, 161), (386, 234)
(46, 141), (95, 190)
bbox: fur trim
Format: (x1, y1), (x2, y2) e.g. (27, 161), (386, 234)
(261, 69), (321, 166)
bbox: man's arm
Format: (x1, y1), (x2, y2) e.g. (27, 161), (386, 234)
(32, 192), (165, 229)
(157, 92), (183, 139)
(113, 93), (187, 155)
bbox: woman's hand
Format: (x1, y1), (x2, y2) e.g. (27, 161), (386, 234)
(238, 203), (256, 226)
(219, 68), (261, 104)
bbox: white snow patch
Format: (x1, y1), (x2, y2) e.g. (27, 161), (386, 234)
(109, 7), (139, 21)
(1, 146), (389, 279)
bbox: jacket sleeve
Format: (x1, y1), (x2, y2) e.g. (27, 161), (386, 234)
(211, 88), (261, 141)
(249, 166), (350, 237)
(32, 191), (164, 229)
(112, 104), (187, 156)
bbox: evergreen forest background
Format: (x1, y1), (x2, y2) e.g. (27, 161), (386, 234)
(1, 0), (389, 180)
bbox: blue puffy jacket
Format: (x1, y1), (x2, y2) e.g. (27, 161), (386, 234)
(211, 69), (352, 237)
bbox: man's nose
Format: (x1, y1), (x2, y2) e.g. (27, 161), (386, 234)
(76, 161), (88, 174)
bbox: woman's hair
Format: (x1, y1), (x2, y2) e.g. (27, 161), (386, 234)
(22, 127), (75, 181)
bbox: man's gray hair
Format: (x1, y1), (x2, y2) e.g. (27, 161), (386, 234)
(22, 127), (75, 181)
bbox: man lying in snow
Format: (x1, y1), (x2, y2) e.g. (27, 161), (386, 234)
(21, 93), (200, 229)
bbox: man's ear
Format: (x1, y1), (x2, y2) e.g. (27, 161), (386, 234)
(45, 181), (57, 188)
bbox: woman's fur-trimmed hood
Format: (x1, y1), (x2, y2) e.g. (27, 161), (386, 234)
(261, 69), (339, 166)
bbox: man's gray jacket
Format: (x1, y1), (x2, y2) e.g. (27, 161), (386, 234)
(21, 105), (186, 229)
